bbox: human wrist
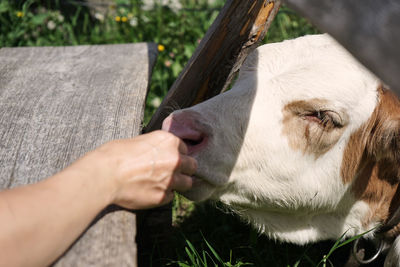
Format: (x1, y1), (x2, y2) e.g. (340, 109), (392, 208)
(63, 151), (117, 209)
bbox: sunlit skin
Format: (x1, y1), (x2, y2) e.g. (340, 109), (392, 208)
(0, 130), (197, 267)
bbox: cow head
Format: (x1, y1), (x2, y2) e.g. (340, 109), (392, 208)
(162, 35), (400, 250)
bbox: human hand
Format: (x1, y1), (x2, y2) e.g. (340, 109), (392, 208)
(71, 130), (197, 210)
(0, 131), (196, 267)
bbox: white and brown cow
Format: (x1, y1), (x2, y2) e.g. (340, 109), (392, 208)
(162, 34), (400, 265)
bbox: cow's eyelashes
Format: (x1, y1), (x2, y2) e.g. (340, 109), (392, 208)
(304, 110), (343, 128)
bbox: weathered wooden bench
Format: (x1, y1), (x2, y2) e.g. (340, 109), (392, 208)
(0, 43), (157, 266)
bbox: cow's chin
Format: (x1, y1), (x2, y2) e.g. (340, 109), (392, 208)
(181, 176), (217, 202)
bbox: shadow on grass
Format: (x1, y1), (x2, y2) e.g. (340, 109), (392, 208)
(146, 200), (375, 267)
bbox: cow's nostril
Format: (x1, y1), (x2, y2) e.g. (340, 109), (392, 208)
(183, 136), (204, 147)
(162, 113), (208, 154)
(182, 134), (207, 154)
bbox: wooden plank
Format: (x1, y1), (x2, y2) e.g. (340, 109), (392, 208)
(145, 0), (281, 131)
(284, 0), (400, 96)
(0, 43), (157, 266)
(138, 1), (280, 266)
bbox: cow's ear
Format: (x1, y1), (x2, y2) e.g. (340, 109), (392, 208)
(370, 119), (400, 163)
(368, 86), (400, 162)
(366, 89), (400, 172)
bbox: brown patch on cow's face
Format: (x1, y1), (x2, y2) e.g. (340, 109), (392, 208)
(341, 87), (400, 229)
(341, 113), (378, 184)
(366, 89), (400, 166)
(282, 98), (348, 157)
(352, 160), (400, 230)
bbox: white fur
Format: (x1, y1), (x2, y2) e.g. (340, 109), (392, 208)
(164, 34), (381, 244)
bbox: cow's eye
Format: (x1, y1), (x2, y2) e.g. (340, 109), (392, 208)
(304, 110), (343, 128)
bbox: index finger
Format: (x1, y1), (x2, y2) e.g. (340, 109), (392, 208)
(177, 139), (188, 155)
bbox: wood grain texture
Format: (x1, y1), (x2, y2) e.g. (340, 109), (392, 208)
(0, 43), (157, 266)
(139, 2), (280, 266)
(284, 0), (400, 96)
(145, 0), (281, 131)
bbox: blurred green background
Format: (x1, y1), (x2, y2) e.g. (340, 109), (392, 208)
(0, 0), (318, 123)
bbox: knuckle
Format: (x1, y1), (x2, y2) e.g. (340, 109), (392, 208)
(152, 130), (164, 137)
(172, 153), (181, 167)
(156, 191), (167, 203)
(153, 130), (168, 138)
(154, 130), (167, 136)
(156, 191), (173, 204)
(180, 141), (188, 153)
(172, 134), (181, 143)
(154, 130), (180, 145)
(166, 133), (180, 144)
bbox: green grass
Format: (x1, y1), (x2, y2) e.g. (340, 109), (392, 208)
(165, 198), (369, 267)
(1, 1), (363, 266)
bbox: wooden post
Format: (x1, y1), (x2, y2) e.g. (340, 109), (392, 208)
(145, 0), (281, 132)
(139, 1), (281, 266)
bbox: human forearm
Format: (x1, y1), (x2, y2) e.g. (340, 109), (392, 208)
(0, 163), (112, 267)
(0, 131), (196, 267)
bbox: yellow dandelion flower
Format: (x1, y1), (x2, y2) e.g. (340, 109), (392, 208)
(16, 11), (24, 18)
(127, 13), (133, 19)
(121, 16), (128, 22)
(115, 16), (121, 22)
(158, 44), (165, 52)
